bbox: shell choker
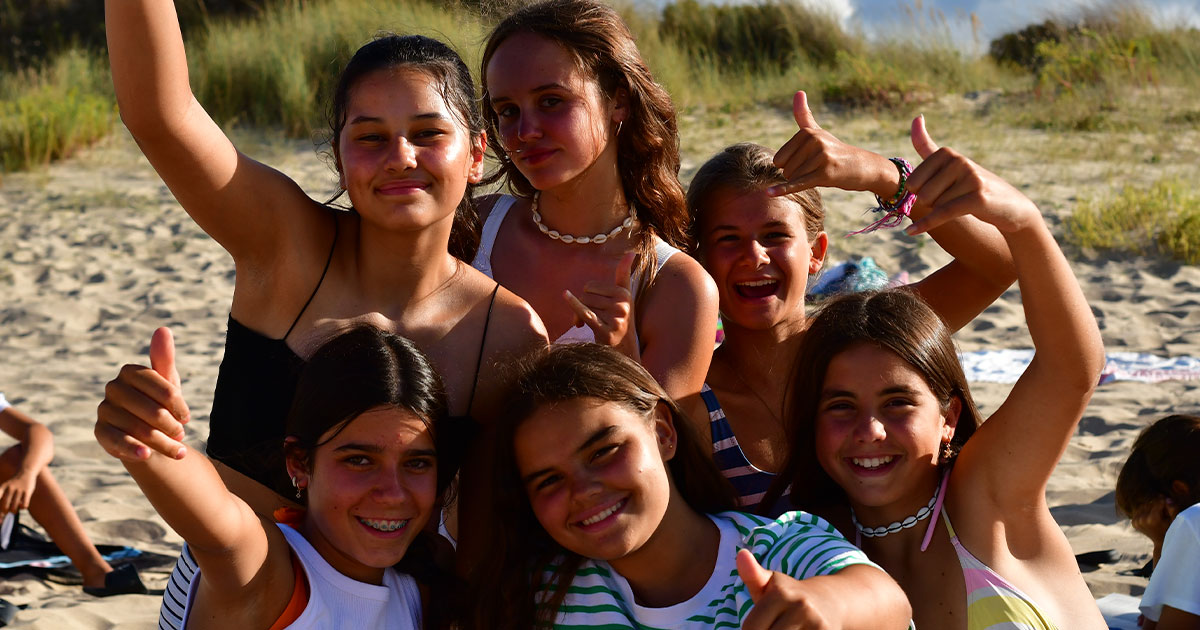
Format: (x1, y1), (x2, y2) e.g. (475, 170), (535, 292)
(531, 193), (637, 244)
(851, 467), (950, 553)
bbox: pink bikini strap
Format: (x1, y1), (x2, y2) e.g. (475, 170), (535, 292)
(920, 467), (951, 552)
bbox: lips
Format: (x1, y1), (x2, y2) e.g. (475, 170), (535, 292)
(517, 147), (556, 166)
(847, 454), (900, 476)
(734, 278), (779, 299)
(357, 516), (409, 534)
(376, 179), (428, 195)
(573, 497), (628, 530)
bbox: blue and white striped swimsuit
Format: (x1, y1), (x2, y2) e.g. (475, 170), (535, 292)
(702, 385), (791, 515)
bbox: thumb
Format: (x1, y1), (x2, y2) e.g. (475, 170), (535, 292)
(792, 90), (820, 130)
(614, 251), (636, 290)
(910, 114), (939, 159)
(149, 327), (181, 388)
(736, 549), (772, 602)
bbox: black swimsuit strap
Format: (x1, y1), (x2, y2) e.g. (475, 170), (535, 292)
(465, 283), (500, 417)
(283, 211), (339, 341)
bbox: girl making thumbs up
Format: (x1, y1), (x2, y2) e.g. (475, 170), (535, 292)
(465, 344), (910, 630)
(684, 92), (1017, 511)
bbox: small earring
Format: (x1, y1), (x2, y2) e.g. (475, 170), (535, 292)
(939, 441), (954, 463)
(291, 476), (303, 500)
(615, 120), (623, 137)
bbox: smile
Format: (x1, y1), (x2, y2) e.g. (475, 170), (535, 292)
(734, 279), (779, 299)
(358, 517), (408, 533)
(851, 455), (895, 470)
(377, 180), (428, 195)
(577, 498), (627, 527)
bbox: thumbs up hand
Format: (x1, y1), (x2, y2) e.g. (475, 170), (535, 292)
(769, 91), (904, 200)
(737, 549), (837, 629)
(563, 251), (640, 360)
(96, 327), (190, 461)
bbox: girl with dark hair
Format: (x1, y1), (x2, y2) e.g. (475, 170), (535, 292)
(684, 95), (1017, 511)
(764, 146), (1108, 628)
(96, 326), (456, 629)
(99, 0), (546, 518)
(474, 0), (718, 404)
(465, 343), (910, 630)
(1115, 414), (1200, 628)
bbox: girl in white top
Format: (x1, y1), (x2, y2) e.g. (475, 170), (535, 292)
(465, 344), (911, 630)
(476, 0), (718, 403)
(95, 325), (455, 629)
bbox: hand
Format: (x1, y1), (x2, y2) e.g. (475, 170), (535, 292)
(769, 91), (896, 197)
(563, 251), (639, 358)
(737, 549), (835, 629)
(96, 327), (190, 461)
(904, 116), (1040, 236)
(0, 473), (37, 514)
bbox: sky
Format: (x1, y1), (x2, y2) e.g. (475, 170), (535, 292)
(644, 0), (1200, 52)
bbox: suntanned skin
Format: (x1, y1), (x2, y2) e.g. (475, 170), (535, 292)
(101, 0), (547, 517)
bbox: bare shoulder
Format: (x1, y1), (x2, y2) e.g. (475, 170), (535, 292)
(646, 250), (718, 305)
(485, 285), (549, 357)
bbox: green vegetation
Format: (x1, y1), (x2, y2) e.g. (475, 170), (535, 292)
(0, 48), (115, 172)
(1068, 178), (1200, 264)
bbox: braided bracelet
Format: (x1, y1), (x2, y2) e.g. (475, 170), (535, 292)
(848, 157), (918, 235)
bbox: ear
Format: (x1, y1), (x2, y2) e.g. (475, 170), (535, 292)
(650, 401), (679, 462)
(283, 437), (310, 489)
(468, 131), (487, 184)
(610, 87), (631, 125)
(941, 396), (963, 443)
(808, 231), (829, 275)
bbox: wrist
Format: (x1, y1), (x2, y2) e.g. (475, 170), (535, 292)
(866, 154), (904, 198)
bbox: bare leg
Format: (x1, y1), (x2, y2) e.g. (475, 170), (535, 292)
(0, 446), (113, 588)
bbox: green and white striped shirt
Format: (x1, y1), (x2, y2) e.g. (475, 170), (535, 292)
(547, 510), (878, 629)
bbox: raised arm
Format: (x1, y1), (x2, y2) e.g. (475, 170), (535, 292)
(105, 0), (322, 265)
(95, 329), (292, 607)
(770, 92), (1015, 332)
(903, 145), (1104, 506)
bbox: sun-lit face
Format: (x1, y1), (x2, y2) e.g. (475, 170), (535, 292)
(814, 343), (957, 523)
(336, 68), (484, 235)
(514, 397), (675, 563)
(698, 186), (827, 333)
(486, 33), (623, 192)
(291, 406), (438, 584)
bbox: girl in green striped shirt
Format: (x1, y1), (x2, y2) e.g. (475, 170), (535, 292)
(465, 344), (910, 629)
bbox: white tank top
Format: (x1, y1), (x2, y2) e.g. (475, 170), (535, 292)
(471, 195), (680, 344)
(180, 524), (422, 629)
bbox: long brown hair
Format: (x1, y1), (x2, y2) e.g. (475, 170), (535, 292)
(480, 0), (690, 264)
(762, 289), (982, 513)
(464, 343), (737, 630)
(1116, 414), (1200, 519)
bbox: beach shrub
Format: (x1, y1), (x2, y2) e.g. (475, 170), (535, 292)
(1067, 178), (1200, 264)
(0, 48), (115, 172)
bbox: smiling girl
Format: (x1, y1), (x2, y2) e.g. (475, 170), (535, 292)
(97, 325), (456, 629)
(474, 0), (718, 403)
(685, 96), (1016, 510)
(467, 344), (911, 630)
(766, 146), (1108, 628)
(101, 0), (545, 518)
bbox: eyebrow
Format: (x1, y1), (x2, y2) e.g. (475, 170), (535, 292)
(332, 443), (437, 458)
(707, 220), (790, 233)
(820, 385), (920, 400)
(490, 82), (568, 105)
(346, 112), (449, 126)
(521, 425), (618, 484)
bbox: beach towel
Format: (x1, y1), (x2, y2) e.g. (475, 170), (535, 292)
(1096, 593), (1140, 630)
(0, 514), (141, 573)
(959, 349), (1200, 385)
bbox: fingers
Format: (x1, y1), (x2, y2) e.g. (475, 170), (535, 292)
(149, 326), (181, 388)
(96, 364), (189, 459)
(910, 114), (939, 159)
(564, 289), (602, 329)
(792, 90), (821, 130)
(613, 251), (636, 290)
(96, 398), (187, 461)
(736, 549), (772, 602)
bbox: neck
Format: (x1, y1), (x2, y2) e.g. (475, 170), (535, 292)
(712, 321), (806, 400)
(850, 469), (945, 554)
(535, 159), (630, 237)
(607, 492), (719, 608)
(350, 214), (460, 312)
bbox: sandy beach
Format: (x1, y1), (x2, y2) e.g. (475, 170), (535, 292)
(0, 99), (1197, 626)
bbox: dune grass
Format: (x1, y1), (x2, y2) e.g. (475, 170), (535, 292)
(0, 49), (115, 172)
(1067, 178), (1200, 264)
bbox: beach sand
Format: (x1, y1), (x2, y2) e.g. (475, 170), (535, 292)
(0, 103), (1196, 626)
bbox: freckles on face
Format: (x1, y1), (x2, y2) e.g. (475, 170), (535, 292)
(513, 398), (672, 561)
(699, 187), (820, 330)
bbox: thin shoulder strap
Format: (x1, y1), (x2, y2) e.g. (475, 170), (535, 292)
(283, 212), (339, 341)
(465, 283), (501, 417)
(472, 196), (517, 272)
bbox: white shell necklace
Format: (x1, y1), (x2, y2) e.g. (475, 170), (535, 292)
(851, 477), (941, 540)
(530, 193), (637, 244)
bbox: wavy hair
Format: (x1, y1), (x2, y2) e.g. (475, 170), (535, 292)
(480, 0), (689, 265)
(464, 343), (736, 630)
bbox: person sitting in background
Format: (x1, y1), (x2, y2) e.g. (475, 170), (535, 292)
(1116, 413), (1200, 630)
(0, 392), (145, 597)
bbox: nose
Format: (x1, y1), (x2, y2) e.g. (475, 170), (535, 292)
(371, 466), (412, 503)
(514, 111), (541, 144)
(569, 471), (602, 500)
(385, 135), (417, 171)
(742, 239), (771, 267)
(852, 413), (887, 443)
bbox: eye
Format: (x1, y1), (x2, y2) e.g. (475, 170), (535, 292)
(533, 473), (563, 492)
(590, 443), (619, 462)
(343, 454), (372, 466)
(764, 231), (791, 241)
(885, 397), (916, 409)
(494, 104), (517, 119)
(356, 133), (384, 143)
(405, 456), (435, 472)
(539, 95), (562, 108)
(412, 128), (448, 143)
